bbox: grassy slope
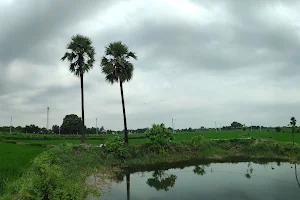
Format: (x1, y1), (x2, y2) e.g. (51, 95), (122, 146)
(0, 143), (47, 195)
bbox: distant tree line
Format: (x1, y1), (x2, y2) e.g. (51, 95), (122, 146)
(0, 118), (295, 135)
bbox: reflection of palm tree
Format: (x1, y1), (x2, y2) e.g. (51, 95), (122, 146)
(245, 162), (253, 179)
(126, 173), (130, 200)
(146, 170), (177, 191)
(295, 164), (300, 188)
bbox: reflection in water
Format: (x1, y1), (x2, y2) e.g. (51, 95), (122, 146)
(193, 164), (210, 176)
(146, 170), (177, 191)
(245, 162), (253, 179)
(295, 164), (300, 188)
(126, 174), (130, 200)
(90, 162), (300, 200)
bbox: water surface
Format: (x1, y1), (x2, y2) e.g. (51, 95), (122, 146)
(88, 162), (300, 200)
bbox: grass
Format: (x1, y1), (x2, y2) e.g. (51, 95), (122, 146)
(0, 143), (47, 195)
(2, 138), (300, 199)
(1, 129), (300, 145)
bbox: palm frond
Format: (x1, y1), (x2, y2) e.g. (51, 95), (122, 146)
(62, 34), (95, 77)
(127, 51), (137, 60)
(101, 41), (136, 84)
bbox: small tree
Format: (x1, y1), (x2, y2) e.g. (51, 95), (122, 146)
(242, 125), (249, 136)
(275, 126), (281, 132)
(145, 123), (174, 145)
(290, 117), (297, 146)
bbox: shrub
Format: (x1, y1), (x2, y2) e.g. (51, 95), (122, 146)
(275, 127), (281, 132)
(104, 136), (128, 158)
(145, 123), (174, 145)
(191, 135), (204, 147)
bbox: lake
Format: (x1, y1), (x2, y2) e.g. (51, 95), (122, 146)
(87, 162), (300, 200)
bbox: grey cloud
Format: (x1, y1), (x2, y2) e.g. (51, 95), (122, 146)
(1, 0), (300, 129)
(0, 0), (119, 65)
(94, 0), (300, 79)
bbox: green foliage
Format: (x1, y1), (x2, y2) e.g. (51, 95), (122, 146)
(101, 41), (137, 84)
(191, 135), (204, 147)
(275, 126), (281, 132)
(60, 114), (82, 135)
(2, 145), (101, 199)
(52, 125), (60, 134)
(0, 143), (46, 196)
(105, 136), (129, 158)
(61, 34), (95, 77)
(231, 121), (243, 129)
(145, 124), (174, 145)
(242, 125), (247, 131)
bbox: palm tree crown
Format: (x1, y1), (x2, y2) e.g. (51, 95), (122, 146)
(290, 117), (297, 126)
(61, 34), (95, 76)
(101, 41), (137, 83)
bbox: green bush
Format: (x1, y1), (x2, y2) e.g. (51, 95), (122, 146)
(145, 124), (174, 145)
(275, 127), (281, 132)
(104, 136), (128, 158)
(191, 135), (204, 147)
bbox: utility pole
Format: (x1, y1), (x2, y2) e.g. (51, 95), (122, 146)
(47, 107), (49, 130)
(59, 126), (61, 135)
(172, 118), (175, 133)
(96, 118), (98, 135)
(260, 125), (262, 132)
(10, 117), (12, 134)
(215, 121), (217, 132)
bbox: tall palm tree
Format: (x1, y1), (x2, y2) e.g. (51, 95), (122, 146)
(61, 34), (95, 144)
(101, 41), (137, 144)
(290, 117), (297, 146)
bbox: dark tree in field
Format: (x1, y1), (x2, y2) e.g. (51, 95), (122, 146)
(99, 126), (105, 133)
(61, 34), (95, 143)
(275, 126), (281, 132)
(100, 41), (137, 144)
(23, 124), (41, 133)
(52, 125), (60, 134)
(290, 117), (296, 146)
(60, 114), (82, 135)
(231, 121), (243, 129)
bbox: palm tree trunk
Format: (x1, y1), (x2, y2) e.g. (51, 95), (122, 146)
(292, 127), (295, 146)
(126, 173), (130, 200)
(119, 81), (128, 144)
(80, 74), (85, 144)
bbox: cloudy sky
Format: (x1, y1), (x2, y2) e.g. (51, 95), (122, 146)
(1, 0), (300, 130)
